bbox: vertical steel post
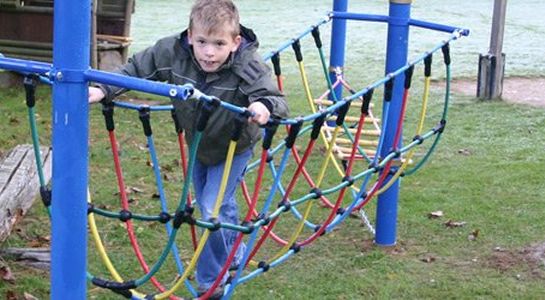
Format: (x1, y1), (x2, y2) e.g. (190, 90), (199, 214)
(51, 0), (90, 298)
(375, 0), (411, 246)
(329, 0), (348, 101)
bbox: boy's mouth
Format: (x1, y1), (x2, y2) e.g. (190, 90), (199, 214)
(200, 59), (217, 69)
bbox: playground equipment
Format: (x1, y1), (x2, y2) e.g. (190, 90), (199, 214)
(0, 0), (468, 299)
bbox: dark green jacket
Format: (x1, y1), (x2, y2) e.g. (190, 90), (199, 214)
(99, 26), (289, 165)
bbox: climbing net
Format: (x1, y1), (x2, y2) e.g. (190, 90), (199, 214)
(4, 11), (468, 300)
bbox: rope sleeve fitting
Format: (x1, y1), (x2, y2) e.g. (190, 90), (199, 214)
(292, 39), (303, 62)
(285, 120), (303, 149)
(442, 43), (451, 66)
(231, 113), (247, 141)
(255, 213), (271, 226)
(23, 75), (38, 108)
(309, 187), (323, 199)
(290, 243), (301, 253)
(87, 203), (94, 215)
(311, 27), (323, 48)
(336, 207), (346, 215)
(241, 220), (255, 234)
(433, 119), (447, 133)
(368, 161), (383, 172)
(384, 78), (394, 102)
(118, 209), (132, 222)
(335, 102), (351, 126)
(311, 113), (327, 140)
(413, 135), (424, 145)
(158, 212), (171, 224)
(170, 108), (183, 134)
(263, 123), (278, 150)
(138, 107), (152, 137)
(173, 206), (196, 228)
(40, 187), (51, 207)
(404, 65), (415, 89)
(91, 277), (137, 292)
(314, 224), (326, 236)
(361, 88), (374, 115)
(102, 102), (115, 131)
(271, 53), (282, 76)
(278, 199), (292, 212)
(196, 97), (220, 131)
(258, 261), (270, 272)
(424, 54), (433, 77)
(342, 175), (354, 186)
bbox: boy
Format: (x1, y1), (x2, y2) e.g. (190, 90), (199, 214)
(89, 0), (288, 298)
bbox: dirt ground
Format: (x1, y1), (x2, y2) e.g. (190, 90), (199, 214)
(451, 77), (545, 108)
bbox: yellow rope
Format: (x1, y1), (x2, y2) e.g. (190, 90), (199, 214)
(155, 140), (238, 299)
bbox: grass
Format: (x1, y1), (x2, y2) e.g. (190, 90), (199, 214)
(1, 40), (545, 300)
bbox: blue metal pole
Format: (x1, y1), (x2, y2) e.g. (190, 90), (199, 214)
(329, 0), (348, 101)
(51, 0), (90, 298)
(375, 0), (411, 246)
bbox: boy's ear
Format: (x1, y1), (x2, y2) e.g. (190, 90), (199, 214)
(187, 29), (193, 45)
(231, 35), (242, 52)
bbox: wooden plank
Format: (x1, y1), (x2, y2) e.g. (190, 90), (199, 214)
(0, 144), (52, 242)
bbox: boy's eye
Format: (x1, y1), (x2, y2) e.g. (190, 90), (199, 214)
(196, 39), (206, 45)
(215, 41), (226, 47)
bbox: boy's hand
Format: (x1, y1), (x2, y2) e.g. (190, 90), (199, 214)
(88, 87), (105, 104)
(247, 101), (270, 125)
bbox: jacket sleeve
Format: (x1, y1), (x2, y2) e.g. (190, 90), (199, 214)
(237, 53), (289, 119)
(95, 37), (175, 102)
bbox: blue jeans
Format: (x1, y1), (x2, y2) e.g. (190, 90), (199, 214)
(192, 147), (252, 289)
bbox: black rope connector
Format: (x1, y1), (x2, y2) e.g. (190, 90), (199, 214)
(208, 217), (221, 231)
(309, 187), (323, 199)
(278, 199), (292, 212)
(262, 122), (278, 150)
(392, 149), (401, 158)
(158, 211), (171, 224)
(424, 53), (433, 77)
(196, 97), (220, 132)
(314, 224), (326, 236)
(40, 186), (51, 207)
(92, 277), (136, 293)
(361, 88), (374, 115)
(241, 220), (255, 234)
(271, 53), (282, 76)
(433, 119), (447, 134)
(441, 43), (451, 66)
(170, 108), (183, 134)
(231, 113), (247, 142)
(102, 101), (115, 131)
(337, 207), (346, 215)
(342, 175), (354, 186)
(292, 39), (303, 62)
(290, 243), (301, 253)
(255, 213), (271, 226)
(413, 135), (424, 145)
(258, 261), (270, 272)
(23, 75), (38, 108)
(87, 203), (95, 215)
(138, 107), (152, 137)
(173, 206), (196, 228)
(311, 27), (323, 48)
(285, 120), (303, 149)
(384, 78), (394, 102)
(336, 101), (351, 126)
(119, 209), (132, 222)
(311, 113), (327, 140)
(368, 161), (383, 172)
(404, 65), (415, 89)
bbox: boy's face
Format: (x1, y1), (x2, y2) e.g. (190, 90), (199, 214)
(188, 24), (241, 73)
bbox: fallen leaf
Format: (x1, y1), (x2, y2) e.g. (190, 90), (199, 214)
(428, 210), (444, 219)
(130, 186), (144, 194)
(1, 265), (16, 283)
(444, 220), (466, 228)
(24, 292), (39, 300)
(457, 148), (471, 156)
(421, 256), (436, 263)
(468, 229), (480, 241)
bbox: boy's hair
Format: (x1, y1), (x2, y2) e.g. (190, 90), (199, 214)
(189, 0), (240, 37)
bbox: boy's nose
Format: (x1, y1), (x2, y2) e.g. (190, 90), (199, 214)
(204, 45), (214, 57)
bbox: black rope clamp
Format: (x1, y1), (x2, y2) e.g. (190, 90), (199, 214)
(23, 75), (38, 108)
(384, 78), (394, 102)
(278, 199), (292, 212)
(119, 209), (132, 222)
(368, 161), (383, 173)
(241, 220), (255, 234)
(361, 88), (374, 115)
(138, 106), (152, 137)
(92, 277), (137, 293)
(442, 43), (451, 66)
(196, 97), (221, 132)
(208, 217), (221, 231)
(40, 186), (52, 207)
(424, 53), (433, 77)
(404, 65), (415, 89)
(336, 101), (351, 126)
(314, 224), (326, 236)
(285, 120), (303, 149)
(271, 53), (282, 76)
(342, 175), (354, 186)
(292, 39), (303, 62)
(336, 207), (346, 215)
(311, 113), (327, 140)
(290, 243), (301, 253)
(170, 108), (183, 134)
(254, 213), (271, 226)
(158, 211), (171, 224)
(311, 27), (323, 48)
(173, 206), (196, 228)
(310, 187), (323, 199)
(87, 203), (95, 215)
(263, 123), (278, 150)
(231, 113), (247, 142)
(258, 261), (270, 272)
(102, 101), (115, 131)
(413, 135), (424, 145)
(433, 119), (447, 134)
